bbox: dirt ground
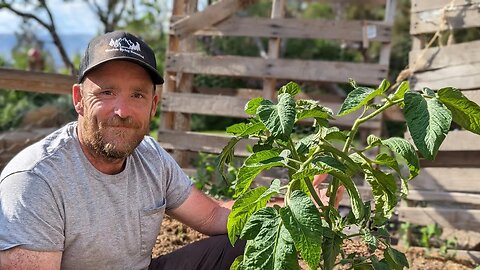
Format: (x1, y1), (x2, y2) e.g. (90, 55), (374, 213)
(152, 216), (478, 269)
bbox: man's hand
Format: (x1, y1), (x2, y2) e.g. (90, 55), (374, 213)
(312, 174), (345, 208)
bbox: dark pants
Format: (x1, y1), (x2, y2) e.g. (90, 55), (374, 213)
(149, 235), (246, 270)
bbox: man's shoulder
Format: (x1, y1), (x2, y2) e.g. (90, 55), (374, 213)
(1, 122), (78, 180)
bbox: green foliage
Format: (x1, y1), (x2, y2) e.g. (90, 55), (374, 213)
(191, 152), (236, 199)
(219, 80), (480, 269)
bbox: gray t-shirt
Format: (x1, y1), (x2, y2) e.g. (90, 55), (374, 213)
(0, 122), (192, 269)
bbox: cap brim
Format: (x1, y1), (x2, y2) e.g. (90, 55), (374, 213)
(79, 56), (164, 85)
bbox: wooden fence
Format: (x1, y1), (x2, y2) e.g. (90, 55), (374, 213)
(400, 0), (480, 234)
(160, 0), (397, 167)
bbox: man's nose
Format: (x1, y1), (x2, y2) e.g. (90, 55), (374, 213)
(113, 97), (133, 119)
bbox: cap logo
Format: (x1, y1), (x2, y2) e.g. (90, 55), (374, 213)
(106, 37), (144, 59)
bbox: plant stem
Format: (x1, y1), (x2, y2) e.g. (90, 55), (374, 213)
(343, 98), (404, 153)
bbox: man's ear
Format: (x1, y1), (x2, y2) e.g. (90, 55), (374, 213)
(72, 84), (84, 116)
(150, 85), (161, 118)
(150, 92), (159, 119)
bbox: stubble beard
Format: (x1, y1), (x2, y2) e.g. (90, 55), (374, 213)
(81, 115), (150, 161)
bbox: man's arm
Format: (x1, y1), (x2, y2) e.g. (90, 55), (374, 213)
(0, 247), (62, 270)
(167, 188), (232, 236)
(167, 174), (344, 236)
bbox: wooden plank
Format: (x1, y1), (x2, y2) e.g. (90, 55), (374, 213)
(0, 68), (74, 95)
(411, 0), (480, 13)
(166, 54), (388, 86)
(398, 207), (480, 231)
(161, 92), (382, 129)
(411, 3), (480, 34)
(406, 190), (480, 205)
(157, 130), (255, 156)
(161, 92), (249, 118)
(411, 62), (480, 90)
(409, 40), (480, 72)
(196, 17), (391, 42)
(262, 0), (284, 100)
(170, 0), (257, 39)
(420, 151), (480, 168)
(411, 168), (480, 193)
(406, 130), (480, 152)
(317, 0), (385, 4)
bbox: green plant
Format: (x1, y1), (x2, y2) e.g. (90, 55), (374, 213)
(191, 152), (236, 199)
(419, 223), (441, 249)
(218, 80), (480, 269)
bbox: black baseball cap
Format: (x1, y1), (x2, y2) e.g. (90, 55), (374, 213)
(78, 31), (164, 85)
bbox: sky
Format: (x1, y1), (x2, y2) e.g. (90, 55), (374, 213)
(0, 0), (99, 35)
(0, 0), (100, 34)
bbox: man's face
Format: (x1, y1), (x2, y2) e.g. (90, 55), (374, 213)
(75, 60), (158, 160)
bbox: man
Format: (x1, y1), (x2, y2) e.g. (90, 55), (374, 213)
(0, 31), (341, 270)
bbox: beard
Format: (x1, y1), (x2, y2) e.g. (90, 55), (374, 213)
(81, 114), (150, 160)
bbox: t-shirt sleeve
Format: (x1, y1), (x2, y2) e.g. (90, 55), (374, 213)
(158, 148), (193, 210)
(0, 171), (64, 251)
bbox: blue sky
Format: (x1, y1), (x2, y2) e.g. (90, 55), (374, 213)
(0, 0), (100, 34)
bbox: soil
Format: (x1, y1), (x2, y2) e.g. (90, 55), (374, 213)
(152, 216), (478, 269)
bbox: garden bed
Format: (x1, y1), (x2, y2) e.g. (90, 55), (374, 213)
(152, 216), (477, 269)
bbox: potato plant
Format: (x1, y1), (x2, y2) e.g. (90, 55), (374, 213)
(218, 80), (480, 270)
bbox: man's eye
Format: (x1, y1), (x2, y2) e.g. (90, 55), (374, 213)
(133, 93), (145, 99)
(100, 90), (113, 95)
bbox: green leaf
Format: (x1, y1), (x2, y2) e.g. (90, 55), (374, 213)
(230, 256), (244, 270)
(382, 137), (419, 179)
(362, 230), (378, 252)
(245, 97), (265, 115)
(372, 153), (401, 176)
(227, 121), (266, 137)
(384, 246), (409, 270)
(365, 170), (397, 226)
(295, 133), (318, 156)
(280, 191), (323, 270)
(234, 150), (286, 197)
(404, 91), (452, 160)
(338, 80), (389, 116)
(438, 87), (480, 134)
(241, 207), (300, 270)
(390, 80), (409, 101)
(367, 134), (382, 147)
(313, 157), (364, 219)
(258, 93), (296, 139)
(217, 137), (241, 180)
(228, 182), (280, 245)
(279, 81), (302, 96)
(371, 257), (390, 270)
(295, 99), (333, 122)
(322, 230), (343, 270)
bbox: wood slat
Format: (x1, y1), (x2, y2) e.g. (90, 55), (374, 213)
(411, 0), (480, 13)
(166, 54), (388, 86)
(0, 68), (74, 95)
(420, 151), (480, 168)
(406, 190), (480, 205)
(410, 3), (480, 34)
(317, 0), (385, 4)
(410, 168), (480, 193)
(398, 207), (480, 231)
(161, 92), (382, 129)
(406, 130), (480, 152)
(158, 130), (255, 156)
(409, 40), (480, 72)
(196, 17), (391, 42)
(169, 0), (257, 39)
(410, 62), (480, 90)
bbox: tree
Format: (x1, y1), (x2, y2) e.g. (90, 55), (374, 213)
(85, 0), (128, 33)
(0, 0), (76, 74)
